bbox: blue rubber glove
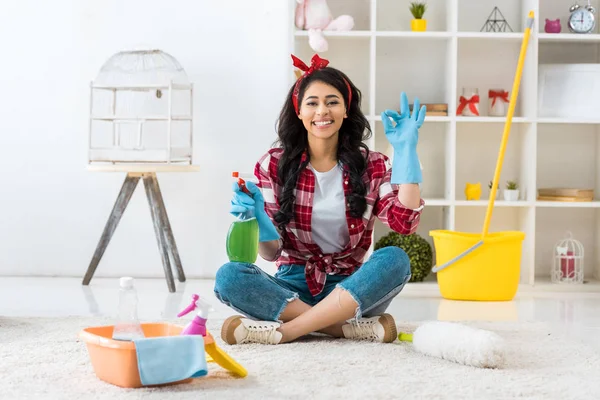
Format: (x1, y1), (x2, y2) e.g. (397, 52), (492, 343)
(381, 92), (426, 184)
(230, 181), (280, 242)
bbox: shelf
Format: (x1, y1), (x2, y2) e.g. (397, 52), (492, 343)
(456, 116), (530, 123)
(456, 32), (524, 40)
(457, 0), (531, 32)
(375, 31), (452, 38)
(538, 33), (600, 43)
(535, 207), (599, 285)
(293, 31), (527, 40)
(423, 200), (600, 208)
(373, 120), (450, 200)
(91, 115), (192, 121)
(457, 38), (528, 119)
(424, 198), (452, 206)
(456, 123), (533, 202)
(377, 0), (452, 33)
(374, 115), (530, 123)
(372, 115), (451, 122)
(537, 124), (598, 196)
(535, 201), (600, 208)
(91, 83), (191, 90)
(294, 30), (371, 37)
(375, 36), (451, 115)
(455, 200), (531, 207)
(537, 118), (600, 125)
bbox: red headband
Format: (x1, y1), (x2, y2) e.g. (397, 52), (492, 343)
(291, 54), (352, 115)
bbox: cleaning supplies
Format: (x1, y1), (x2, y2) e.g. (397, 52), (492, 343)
(398, 321), (506, 368)
(226, 172), (259, 263)
(177, 293), (248, 378)
(177, 294), (215, 336)
(112, 277), (145, 341)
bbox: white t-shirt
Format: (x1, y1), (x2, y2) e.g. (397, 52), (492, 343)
(308, 163), (350, 254)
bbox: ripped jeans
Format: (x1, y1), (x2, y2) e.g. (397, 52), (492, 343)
(213, 246), (412, 322)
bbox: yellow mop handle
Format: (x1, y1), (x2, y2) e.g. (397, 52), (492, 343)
(482, 11), (534, 239)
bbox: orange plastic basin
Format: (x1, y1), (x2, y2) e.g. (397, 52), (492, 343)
(79, 323), (210, 388)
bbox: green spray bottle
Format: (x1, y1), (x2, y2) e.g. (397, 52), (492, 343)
(226, 172), (259, 263)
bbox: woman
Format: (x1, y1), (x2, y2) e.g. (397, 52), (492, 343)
(214, 54), (426, 345)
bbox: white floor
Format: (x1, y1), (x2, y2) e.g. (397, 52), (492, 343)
(2, 277), (600, 350)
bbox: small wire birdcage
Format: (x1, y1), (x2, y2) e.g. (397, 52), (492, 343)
(88, 49), (193, 164)
(551, 231), (584, 284)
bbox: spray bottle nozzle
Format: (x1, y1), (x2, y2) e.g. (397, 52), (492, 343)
(177, 294), (215, 319)
(232, 171), (252, 196)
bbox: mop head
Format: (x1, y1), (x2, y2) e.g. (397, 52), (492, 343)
(411, 321), (506, 368)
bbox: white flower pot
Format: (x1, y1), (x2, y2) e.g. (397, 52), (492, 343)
(504, 189), (519, 201)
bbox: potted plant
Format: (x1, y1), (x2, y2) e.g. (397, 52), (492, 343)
(504, 180), (519, 201)
(488, 180), (499, 199)
(374, 232), (432, 282)
(409, 2), (427, 32)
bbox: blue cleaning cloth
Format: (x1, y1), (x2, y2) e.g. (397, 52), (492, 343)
(133, 335), (208, 386)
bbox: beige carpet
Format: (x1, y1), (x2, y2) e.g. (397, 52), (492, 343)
(1, 316), (599, 399)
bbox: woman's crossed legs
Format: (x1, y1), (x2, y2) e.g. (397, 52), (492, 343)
(213, 247), (411, 344)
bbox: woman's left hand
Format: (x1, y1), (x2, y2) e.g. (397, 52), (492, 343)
(381, 91), (426, 151)
(380, 92), (425, 184)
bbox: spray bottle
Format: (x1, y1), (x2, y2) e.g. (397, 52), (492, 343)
(226, 171), (259, 263)
(112, 277), (145, 341)
(177, 294), (215, 336)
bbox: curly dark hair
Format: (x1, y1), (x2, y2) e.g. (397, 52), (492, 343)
(272, 66), (372, 230)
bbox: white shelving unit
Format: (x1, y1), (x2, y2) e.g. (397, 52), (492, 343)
(291, 0), (600, 291)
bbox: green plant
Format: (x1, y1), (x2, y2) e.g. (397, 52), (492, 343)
(506, 180), (518, 190)
(374, 232), (433, 282)
(488, 180), (499, 190)
(409, 2), (427, 19)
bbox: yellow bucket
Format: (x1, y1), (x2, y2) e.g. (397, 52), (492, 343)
(430, 230), (525, 301)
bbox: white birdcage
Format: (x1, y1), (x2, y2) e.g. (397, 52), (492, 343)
(88, 49), (193, 164)
(551, 231), (584, 284)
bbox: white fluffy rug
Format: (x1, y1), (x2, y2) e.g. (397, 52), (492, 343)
(1, 316), (599, 399)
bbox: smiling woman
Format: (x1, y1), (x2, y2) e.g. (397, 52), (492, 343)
(213, 53), (428, 347)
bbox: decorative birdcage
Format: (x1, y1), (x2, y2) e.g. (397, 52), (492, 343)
(551, 231), (584, 284)
(88, 49), (193, 164)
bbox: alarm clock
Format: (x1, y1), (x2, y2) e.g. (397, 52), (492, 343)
(568, 2), (596, 33)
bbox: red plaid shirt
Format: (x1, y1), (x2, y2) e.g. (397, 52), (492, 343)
(254, 148), (424, 296)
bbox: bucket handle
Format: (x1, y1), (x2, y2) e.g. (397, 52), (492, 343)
(431, 240), (484, 273)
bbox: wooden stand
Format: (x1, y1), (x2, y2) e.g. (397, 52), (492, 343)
(82, 164), (199, 292)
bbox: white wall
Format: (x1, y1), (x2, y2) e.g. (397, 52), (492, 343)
(0, 0), (293, 278)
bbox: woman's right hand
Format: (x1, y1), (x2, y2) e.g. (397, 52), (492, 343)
(230, 181), (256, 218)
(230, 181), (280, 242)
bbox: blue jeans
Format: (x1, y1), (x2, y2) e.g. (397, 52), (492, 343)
(213, 246), (411, 322)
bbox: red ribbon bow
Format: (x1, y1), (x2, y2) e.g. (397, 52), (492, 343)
(292, 54), (329, 76)
(456, 95), (480, 116)
(489, 90), (509, 107)
(291, 54), (352, 114)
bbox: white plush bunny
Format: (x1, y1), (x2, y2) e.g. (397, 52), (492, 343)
(295, 0), (354, 52)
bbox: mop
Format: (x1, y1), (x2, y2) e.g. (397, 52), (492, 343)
(432, 12), (534, 274)
(396, 11), (535, 369)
